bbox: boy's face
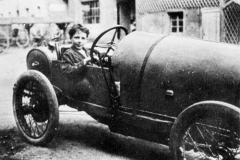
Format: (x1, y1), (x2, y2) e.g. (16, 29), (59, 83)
(71, 30), (87, 50)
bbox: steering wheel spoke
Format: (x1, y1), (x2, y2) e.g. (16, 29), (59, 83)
(89, 25), (128, 65)
(95, 43), (111, 48)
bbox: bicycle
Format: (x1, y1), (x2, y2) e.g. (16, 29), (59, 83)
(0, 27), (30, 53)
(0, 29), (10, 53)
(11, 28), (30, 48)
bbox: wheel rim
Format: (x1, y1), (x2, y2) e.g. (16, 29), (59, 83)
(0, 30), (9, 52)
(180, 116), (240, 160)
(16, 80), (50, 139)
(16, 30), (29, 48)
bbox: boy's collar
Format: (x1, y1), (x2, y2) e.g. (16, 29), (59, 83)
(71, 46), (88, 57)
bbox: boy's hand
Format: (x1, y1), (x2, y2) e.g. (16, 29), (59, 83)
(83, 57), (91, 65)
(93, 55), (99, 60)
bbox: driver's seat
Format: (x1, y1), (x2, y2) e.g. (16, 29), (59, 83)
(48, 41), (71, 61)
(59, 46), (70, 60)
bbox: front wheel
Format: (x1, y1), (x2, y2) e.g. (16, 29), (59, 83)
(170, 101), (240, 160)
(13, 70), (59, 145)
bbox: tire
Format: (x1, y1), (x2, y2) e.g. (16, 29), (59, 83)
(16, 29), (30, 48)
(0, 30), (9, 53)
(170, 101), (240, 160)
(13, 70), (59, 145)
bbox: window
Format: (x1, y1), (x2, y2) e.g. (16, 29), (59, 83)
(82, 0), (100, 24)
(168, 12), (184, 33)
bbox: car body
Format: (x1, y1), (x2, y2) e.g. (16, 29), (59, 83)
(13, 26), (240, 160)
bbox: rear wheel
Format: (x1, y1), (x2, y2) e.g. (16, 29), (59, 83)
(0, 30), (9, 53)
(170, 101), (240, 160)
(16, 29), (30, 48)
(13, 70), (59, 145)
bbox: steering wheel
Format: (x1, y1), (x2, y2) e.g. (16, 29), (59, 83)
(89, 25), (128, 66)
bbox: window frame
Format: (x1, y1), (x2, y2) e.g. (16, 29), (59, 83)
(82, 0), (100, 24)
(168, 11), (184, 34)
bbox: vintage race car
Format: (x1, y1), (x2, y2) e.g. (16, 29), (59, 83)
(13, 25), (240, 160)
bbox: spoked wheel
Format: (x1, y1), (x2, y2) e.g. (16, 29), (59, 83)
(0, 30), (9, 53)
(13, 70), (59, 145)
(171, 101), (240, 160)
(89, 25), (128, 65)
(16, 29), (30, 48)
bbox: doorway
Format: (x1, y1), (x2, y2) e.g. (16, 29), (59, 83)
(117, 0), (135, 32)
(201, 8), (220, 42)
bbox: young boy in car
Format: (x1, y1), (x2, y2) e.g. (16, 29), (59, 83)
(61, 24), (91, 77)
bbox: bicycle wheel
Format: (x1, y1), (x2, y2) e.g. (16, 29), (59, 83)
(16, 29), (30, 48)
(0, 30), (10, 53)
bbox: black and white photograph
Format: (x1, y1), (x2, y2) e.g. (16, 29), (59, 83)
(0, 0), (240, 159)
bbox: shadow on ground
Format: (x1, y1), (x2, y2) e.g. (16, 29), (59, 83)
(0, 127), (28, 160)
(51, 114), (172, 160)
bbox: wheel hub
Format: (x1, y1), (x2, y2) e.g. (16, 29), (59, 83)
(30, 96), (49, 122)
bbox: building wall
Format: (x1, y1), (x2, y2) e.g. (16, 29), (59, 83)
(0, 0), (71, 24)
(0, 0), (72, 43)
(185, 9), (202, 38)
(135, 0), (223, 41)
(69, 0), (81, 24)
(15, 0), (48, 17)
(137, 12), (169, 34)
(0, 0), (48, 18)
(137, 8), (202, 39)
(82, 0), (118, 41)
(0, 0), (118, 43)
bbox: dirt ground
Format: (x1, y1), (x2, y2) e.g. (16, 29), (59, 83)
(0, 47), (171, 160)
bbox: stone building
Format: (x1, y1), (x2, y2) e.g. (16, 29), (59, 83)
(0, 0), (120, 42)
(135, 0), (240, 44)
(2, 0), (240, 45)
(79, 0), (118, 40)
(0, 0), (72, 42)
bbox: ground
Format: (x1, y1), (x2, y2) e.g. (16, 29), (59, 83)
(0, 47), (171, 160)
